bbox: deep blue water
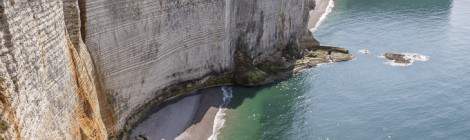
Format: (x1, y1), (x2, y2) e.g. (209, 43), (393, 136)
(220, 0), (470, 139)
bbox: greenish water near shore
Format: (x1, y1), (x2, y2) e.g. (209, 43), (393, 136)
(220, 0), (470, 139)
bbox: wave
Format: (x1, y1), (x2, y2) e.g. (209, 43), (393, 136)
(208, 86), (233, 140)
(358, 49), (370, 54)
(310, 0), (335, 33)
(382, 53), (430, 66)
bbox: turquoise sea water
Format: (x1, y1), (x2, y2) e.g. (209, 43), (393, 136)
(220, 0), (470, 139)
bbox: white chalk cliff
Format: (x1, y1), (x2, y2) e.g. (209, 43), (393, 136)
(0, 0), (334, 139)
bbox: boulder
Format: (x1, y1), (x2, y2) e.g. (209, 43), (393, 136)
(384, 53), (411, 63)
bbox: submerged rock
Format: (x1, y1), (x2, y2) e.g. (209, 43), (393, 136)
(384, 53), (411, 64)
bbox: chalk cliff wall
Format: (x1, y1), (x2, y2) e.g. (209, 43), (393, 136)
(0, 0), (321, 139)
(83, 0), (318, 138)
(0, 0), (109, 139)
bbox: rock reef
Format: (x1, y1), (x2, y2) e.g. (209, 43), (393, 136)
(295, 46), (352, 72)
(383, 52), (429, 66)
(384, 53), (411, 64)
(0, 0), (349, 139)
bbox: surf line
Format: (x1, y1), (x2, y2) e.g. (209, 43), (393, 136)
(208, 86), (233, 140)
(310, 0), (335, 33)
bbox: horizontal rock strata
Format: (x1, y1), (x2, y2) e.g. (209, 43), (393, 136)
(0, 0), (349, 139)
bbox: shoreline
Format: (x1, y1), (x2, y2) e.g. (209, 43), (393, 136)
(130, 88), (224, 140)
(129, 0), (334, 139)
(179, 0), (336, 139)
(309, 0), (335, 32)
(176, 87), (226, 140)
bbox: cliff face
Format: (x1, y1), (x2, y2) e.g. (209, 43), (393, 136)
(0, 0), (108, 139)
(0, 0), (319, 139)
(83, 0), (317, 137)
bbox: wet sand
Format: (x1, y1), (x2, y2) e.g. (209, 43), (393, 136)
(309, 0), (335, 31)
(130, 87), (223, 140)
(176, 88), (224, 140)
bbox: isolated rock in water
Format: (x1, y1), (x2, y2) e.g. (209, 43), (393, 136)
(382, 52), (430, 66)
(384, 53), (411, 63)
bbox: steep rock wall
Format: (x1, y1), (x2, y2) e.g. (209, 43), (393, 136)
(81, 0), (316, 137)
(0, 0), (320, 139)
(0, 0), (108, 139)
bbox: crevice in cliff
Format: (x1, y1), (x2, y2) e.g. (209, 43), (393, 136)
(233, 35), (269, 85)
(77, 1), (119, 136)
(0, 2), (19, 94)
(0, 3), (21, 139)
(62, 0), (117, 139)
(0, 77), (20, 140)
(78, 0), (87, 43)
(80, 128), (90, 140)
(66, 38), (105, 140)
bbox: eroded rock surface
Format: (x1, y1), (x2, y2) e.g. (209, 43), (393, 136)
(295, 46), (353, 72)
(382, 52), (429, 66)
(0, 0), (107, 139)
(384, 53), (411, 63)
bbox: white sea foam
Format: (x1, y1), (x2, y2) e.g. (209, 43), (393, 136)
(384, 60), (413, 67)
(208, 86), (233, 140)
(403, 53), (430, 62)
(382, 53), (429, 67)
(310, 0), (335, 33)
(358, 49), (370, 54)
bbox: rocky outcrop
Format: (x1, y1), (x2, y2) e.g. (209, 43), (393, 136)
(384, 53), (411, 63)
(295, 46), (352, 72)
(0, 0), (347, 139)
(382, 52), (429, 66)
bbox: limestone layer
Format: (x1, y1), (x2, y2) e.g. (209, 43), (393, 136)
(0, 0), (323, 139)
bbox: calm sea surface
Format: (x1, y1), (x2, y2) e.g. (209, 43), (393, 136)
(220, 0), (470, 139)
